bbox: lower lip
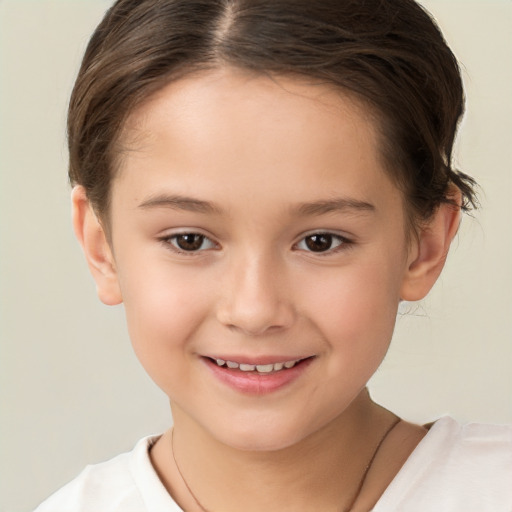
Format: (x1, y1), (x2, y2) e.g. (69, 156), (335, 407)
(203, 357), (314, 395)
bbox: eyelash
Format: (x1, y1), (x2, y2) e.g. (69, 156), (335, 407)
(294, 232), (353, 255)
(160, 233), (218, 255)
(159, 231), (353, 256)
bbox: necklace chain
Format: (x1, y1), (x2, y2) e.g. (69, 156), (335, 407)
(171, 418), (401, 512)
(171, 428), (213, 512)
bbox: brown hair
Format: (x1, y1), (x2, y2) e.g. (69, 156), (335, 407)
(68, 0), (477, 225)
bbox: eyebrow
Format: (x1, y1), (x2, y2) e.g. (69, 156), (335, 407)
(138, 194), (222, 214)
(295, 198), (376, 216)
(138, 194), (375, 216)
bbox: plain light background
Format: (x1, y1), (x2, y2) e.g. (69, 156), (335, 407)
(0, 1), (510, 511)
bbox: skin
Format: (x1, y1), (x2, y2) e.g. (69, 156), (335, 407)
(73, 68), (461, 511)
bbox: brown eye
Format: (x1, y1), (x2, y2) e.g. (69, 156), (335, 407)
(297, 233), (347, 253)
(170, 233), (215, 252)
(305, 234), (333, 252)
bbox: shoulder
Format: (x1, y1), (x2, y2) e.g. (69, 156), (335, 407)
(428, 416), (512, 469)
(374, 417), (512, 511)
(34, 435), (181, 512)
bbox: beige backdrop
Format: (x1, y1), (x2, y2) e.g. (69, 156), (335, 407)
(0, 1), (511, 511)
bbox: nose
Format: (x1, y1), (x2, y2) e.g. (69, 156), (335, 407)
(216, 252), (296, 336)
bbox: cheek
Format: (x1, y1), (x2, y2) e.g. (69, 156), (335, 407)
(301, 255), (404, 355)
(116, 259), (211, 385)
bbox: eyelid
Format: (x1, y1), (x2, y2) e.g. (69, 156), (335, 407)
(294, 231), (354, 254)
(157, 229), (354, 256)
(158, 229), (219, 255)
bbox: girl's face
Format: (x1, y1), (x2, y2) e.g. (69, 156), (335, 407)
(101, 69), (417, 450)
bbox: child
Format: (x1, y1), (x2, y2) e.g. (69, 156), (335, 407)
(35, 0), (512, 510)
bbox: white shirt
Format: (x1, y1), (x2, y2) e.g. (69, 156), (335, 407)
(35, 417), (512, 511)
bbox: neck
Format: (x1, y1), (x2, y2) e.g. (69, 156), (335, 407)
(152, 390), (400, 512)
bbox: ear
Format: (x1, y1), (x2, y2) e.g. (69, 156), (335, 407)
(400, 189), (462, 301)
(71, 186), (122, 306)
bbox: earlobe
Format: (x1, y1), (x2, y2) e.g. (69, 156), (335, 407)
(71, 186), (122, 306)
(400, 190), (462, 302)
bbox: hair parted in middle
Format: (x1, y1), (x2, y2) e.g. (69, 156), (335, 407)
(68, 0), (477, 228)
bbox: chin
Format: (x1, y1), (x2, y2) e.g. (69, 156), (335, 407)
(208, 414), (318, 453)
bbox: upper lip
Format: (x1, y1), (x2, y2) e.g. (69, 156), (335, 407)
(203, 355), (313, 365)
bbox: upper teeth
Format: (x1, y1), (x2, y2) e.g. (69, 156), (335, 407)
(214, 358), (301, 373)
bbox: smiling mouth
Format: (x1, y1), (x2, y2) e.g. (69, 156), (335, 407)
(207, 357), (311, 374)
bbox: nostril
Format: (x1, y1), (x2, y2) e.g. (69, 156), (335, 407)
(215, 269), (296, 334)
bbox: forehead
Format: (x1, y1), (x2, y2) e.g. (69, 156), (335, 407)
(114, 68), (400, 216)
(123, 68), (378, 153)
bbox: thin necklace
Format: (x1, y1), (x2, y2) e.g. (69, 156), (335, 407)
(171, 418), (401, 512)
